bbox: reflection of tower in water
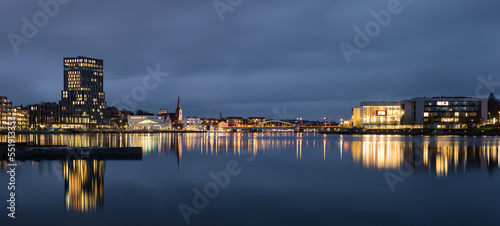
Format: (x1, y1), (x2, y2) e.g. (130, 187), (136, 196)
(63, 160), (105, 213)
(170, 133), (183, 169)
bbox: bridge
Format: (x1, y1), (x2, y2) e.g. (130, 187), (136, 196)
(252, 120), (297, 131)
(221, 120), (341, 132)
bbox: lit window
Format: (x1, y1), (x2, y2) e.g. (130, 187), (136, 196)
(424, 112), (429, 117)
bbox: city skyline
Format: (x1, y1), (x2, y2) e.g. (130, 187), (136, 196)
(1, 0), (500, 121)
(2, 1), (500, 225)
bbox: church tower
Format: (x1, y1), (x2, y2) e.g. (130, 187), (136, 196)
(175, 95), (182, 123)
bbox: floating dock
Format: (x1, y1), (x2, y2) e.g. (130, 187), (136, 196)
(0, 146), (142, 161)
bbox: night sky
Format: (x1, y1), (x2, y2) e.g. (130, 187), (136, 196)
(1, 0), (500, 121)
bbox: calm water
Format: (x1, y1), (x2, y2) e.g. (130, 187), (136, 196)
(1, 133), (500, 225)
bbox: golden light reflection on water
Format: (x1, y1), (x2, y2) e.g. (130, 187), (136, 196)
(0, 160), (9, 172)
(63, 159), (105, 214)
(3, 133), (500, 184)
(345, 136), (500, 177)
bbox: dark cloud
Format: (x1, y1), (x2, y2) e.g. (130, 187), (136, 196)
(1, 0), (500, 120)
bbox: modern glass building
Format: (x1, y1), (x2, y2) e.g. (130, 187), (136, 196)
(59, 56), (107, 128)
(360, 101), (407, 129)
(411, 97), (487, 129)
(355, 97), (487, 129)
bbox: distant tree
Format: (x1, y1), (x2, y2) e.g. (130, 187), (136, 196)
(135, 110), (154, 115)
(120, 109), (134, 116)
(488, 93), (500, 119)
(107, 106), (121, 117)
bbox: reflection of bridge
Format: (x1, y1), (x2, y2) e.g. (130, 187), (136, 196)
(224, 120), (340, 132)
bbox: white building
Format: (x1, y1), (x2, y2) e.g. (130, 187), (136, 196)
(128, 115), (168, 130)
(184, 117), (203, 131)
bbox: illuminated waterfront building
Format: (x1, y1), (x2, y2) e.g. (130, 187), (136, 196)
(247, 117), (266, 125)
(59, 56), (107, 128)
(351, 108), (361, 127)
(360, 101), (411, 129)
(201, 118), (220, 125)
(412, 97), (487, 129)
(127, 115), (168, 130)
(226, 117), (244, 126)
(0, 96), (29, 129)
(356, 97), (487, 129)
(29, 102), (59, 128)
(184, 117), (203, 131)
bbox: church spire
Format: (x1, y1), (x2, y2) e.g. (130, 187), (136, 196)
(175, 95), (182, 123)
(177, 95), (180, 109)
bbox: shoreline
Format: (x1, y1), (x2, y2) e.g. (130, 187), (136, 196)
(320, 128), (500, 136)
(2, 129), (500, 136)
(0, 130), (207, 135)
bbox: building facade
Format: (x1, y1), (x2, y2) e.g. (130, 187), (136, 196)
(411, 97), (487, 129)
(226, 117), (244, 126)
(355, 97), (487, 129)
(247, 117), (266, 125)
(128, 115), (167, 130)
(351, 108), (361, 127)
(0, 96), (14, 129)
(59, 56), (107, 128)
(157, 96), (183, 127)
(0, 96), (29, 129)
(360, 101), (407, 129)
(184, 117), (203, 131)
(29, 102), (59, 128)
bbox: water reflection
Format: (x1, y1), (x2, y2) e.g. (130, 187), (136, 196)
(3, 133), (500, 179)
(345, 135), (500, 176)
(0, 160), (8, 172)
(63, 160), (105, 213)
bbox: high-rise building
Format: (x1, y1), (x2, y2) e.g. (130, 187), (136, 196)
(59, 56), (107, 128)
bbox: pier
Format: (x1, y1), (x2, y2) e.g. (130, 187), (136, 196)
(0, 146), (142, 161)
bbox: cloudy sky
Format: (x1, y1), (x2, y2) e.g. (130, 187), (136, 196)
(1, 0), (500, 120)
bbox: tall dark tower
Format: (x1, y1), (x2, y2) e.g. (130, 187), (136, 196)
(175, 95), (182, 123)
(59, 56), (107, 128)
